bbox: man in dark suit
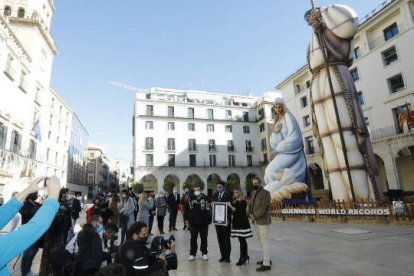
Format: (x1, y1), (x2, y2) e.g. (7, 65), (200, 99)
(212, 182), (232, 263)
(167, 187), (180, 231)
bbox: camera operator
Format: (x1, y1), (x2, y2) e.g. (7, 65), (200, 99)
(116, 221), (176, 276)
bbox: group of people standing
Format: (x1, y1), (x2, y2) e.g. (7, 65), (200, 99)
(185, 178), (272, 272)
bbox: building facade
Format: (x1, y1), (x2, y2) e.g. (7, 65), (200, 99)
(276, 0), (414, 200)
(133, 87), (262, 196)
(67, 113), (89, 194)
(0, 0), (90, 199)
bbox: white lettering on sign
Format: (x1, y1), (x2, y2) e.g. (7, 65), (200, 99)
(280, 208), (390, 216)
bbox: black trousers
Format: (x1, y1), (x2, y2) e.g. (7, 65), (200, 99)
(157, 215), (165, 232)
(238, 237), (248, 258)
(119, 215), (129, 243)
(215, 224), (231, 259)
(190, 224), (208, 255)
(149, 214), (155, 234)
(169, 209), (178, 230)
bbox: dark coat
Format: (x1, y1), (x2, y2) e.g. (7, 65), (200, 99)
(77, 229), (103, 275)
(167, 193), (180, 211)
(189, 193), (210, 225)
(249, 187), (271, 225)
(212, 190), (232, 222)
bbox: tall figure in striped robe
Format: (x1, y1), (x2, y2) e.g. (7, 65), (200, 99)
(305, 4), (383, 201)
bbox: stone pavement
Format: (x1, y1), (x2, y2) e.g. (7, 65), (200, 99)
(9, 212), (414, 276)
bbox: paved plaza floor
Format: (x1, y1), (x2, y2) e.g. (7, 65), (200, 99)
(8, 212), (414, 276)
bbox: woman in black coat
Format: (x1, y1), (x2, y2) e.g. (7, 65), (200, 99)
(76, 223), (103, 275)
(228, 188), (252, 266)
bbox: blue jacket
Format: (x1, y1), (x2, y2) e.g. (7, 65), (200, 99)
(0, 197), (59, 276)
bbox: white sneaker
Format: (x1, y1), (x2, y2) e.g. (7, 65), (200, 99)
(188, 255), (195, 261)
(202, 254), (209, 261)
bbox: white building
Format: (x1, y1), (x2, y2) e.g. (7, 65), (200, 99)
(276, 0), (414, 200)
(0, 0), (90, 199)
(133, 87), (262, 196)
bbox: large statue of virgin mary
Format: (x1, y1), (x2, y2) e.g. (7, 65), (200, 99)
(264, 98), (309, 202)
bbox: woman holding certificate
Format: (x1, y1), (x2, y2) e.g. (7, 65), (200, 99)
(228, 188), (252, 266)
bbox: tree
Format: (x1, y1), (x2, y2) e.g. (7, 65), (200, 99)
(132, 182), (144, 194)
(163, 180), (176, 193)
(184, 175), (205, 191)
(225, 179), (240, 192)
(245, 177), (254, 196)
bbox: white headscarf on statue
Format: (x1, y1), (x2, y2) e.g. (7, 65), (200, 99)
(272, 97), (290, 123)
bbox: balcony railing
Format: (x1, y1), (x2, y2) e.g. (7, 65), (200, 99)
(0, 147), (39, 178)
(370, 125), (414, 140)
(368, 23), (405, 50)
(227, 146), (235, 152)
(19, 79), (29, 93)
(246, 146), (253, 152)
(208, 146), (217, 152)
(4, 65), (16, 80)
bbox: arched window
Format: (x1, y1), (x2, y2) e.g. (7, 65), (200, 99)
(17, 8), (25, 18)
(4, 6), (11, 16)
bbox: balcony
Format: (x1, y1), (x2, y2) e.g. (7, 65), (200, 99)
(368, 23), (405, 50)
(4, 66), (16, 81)
(0, 147), (39, 178)
(208, 146), (217, 152)
(371, 125), (413, 141)
(34, 93), (42, 106)
(246, 146), (253, 152)
(188, 147), (197, 152)
(19, 79), (29, 93)
(227, 146), (235, 152)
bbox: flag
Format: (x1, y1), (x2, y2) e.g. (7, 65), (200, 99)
(32, 119), (41, 141)
(407, 103), (414, 129)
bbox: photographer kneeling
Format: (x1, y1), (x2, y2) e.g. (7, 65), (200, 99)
(116, 221), (176, 276)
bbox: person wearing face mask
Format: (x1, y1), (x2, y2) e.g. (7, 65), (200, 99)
(118, 190), (135, 243)
(212, 182), (232, 263)
(227, 188), (252, 266)
(181, 188), (191, 231)
(115, 221), (176, 276)
(76, 221), (103, 275)
(155, 191), (167, 234)
(167, 187), (180, 232)
(188, 186), (210, 261)
(67, 191), (81, 241)
(249, 177), (272, 272)
(87, 198), (102, 222)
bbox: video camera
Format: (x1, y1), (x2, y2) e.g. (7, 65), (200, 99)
(150, 235), (177, 271)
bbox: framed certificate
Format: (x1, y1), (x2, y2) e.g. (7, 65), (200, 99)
(212, 202), (228, 226)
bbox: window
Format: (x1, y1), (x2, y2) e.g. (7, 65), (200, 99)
(18, 8), (25, 18)
(168, 154), (175, 167)
(188, 123), (195, 131)
(4, 6), (11, 16)
(227, 140), (234, 152)
(46, 148), (50, 162)
(146, 154), (153, 166)
(206, 124), (214, 132)
(5, 55), (14, 80)
(208, 139), (216, 151)
(10, 130), (21, 153)
(295, 84), (301, 94)
(168, 106), (174, 117)
(261, 138), (267, 151)
(19, 71), (28, 92)
(225, 125), (232, 133)
(388, 74), (405, 93)
(382, 46), (398, 66)
(243, 126), (250, 134)
(28, 140), (37, 159)
(247, 155), (253, 167)
(189, 154), (196, 167)
(56, 136), (60, 144)
(228, 155), (236, 167)
(263, 153), (268, 164)
(226, 110), (232, 120)
(167, 122), (175, 130)
(303, 115), (311, 127)
(89, 152), (95, 159)
(188, 139), (196, 151)
(305, 136), (315, 155)
(89, 162), (95, 173)
(365, 117), (370, 127)
(350, 68), (359, 81)
(207, 109), (214, 120)
(49, 115), (53, 126)
(258, 108), (265, 120)
(48, 131), (51, 140)
(55, 152), (58, 164)
(357, 91), (365, 106)
(0, 123), (8, 149)
(145, 137), (153, 150)
(300, 96), (308, 108)
(209, 155), (216, 167)
(146, 105), (153, 116)
(383, 23), (399, 41)
(353, 46), (361, 60)
(167, 138), (175, 151)
(145, 121), (153, 129)
(243, 111), (249, 122)
(88, 175), (94, 184)
(245, 140), (253, 152)
(188, 108), (194, 118)
(259, 123), (265, 132)
(51, 98), (55, 109)
(306, 80), (311, 89)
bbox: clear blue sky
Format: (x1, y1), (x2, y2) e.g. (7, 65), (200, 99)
(50, 0), (384, 163)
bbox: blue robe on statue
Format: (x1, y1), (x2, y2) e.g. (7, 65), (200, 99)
(264, 112), (307, 194)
